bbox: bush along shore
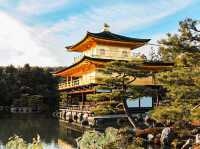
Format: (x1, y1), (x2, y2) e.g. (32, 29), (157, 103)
(76, 118), (200, 149)
(6, 135), (43, 149)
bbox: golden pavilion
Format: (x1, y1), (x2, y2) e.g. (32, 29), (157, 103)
(54, 24), (173, 127)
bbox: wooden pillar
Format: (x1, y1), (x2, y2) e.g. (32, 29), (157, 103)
(139, 97), (141, 109)
(66, 76), (68, 87)
(81, 93), (84, 110)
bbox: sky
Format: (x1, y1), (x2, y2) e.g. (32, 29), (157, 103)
(0, 0), (199, 67)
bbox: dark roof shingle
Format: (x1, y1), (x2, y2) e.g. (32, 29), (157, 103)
(88, 31), (151, 42)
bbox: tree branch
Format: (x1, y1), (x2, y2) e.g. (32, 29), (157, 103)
(127, 77), (136, 85)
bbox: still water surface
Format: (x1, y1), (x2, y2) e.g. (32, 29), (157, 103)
(0, 115), (80, 149)
(0, 115), (162, 149)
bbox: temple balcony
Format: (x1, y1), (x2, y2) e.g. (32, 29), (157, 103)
(58, 76), (96, 90)
(59, 104), (94, 112)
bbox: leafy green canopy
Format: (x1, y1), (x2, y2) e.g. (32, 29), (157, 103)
(150, 18), (200, 122)
(97, 60), (150, 89)
(6, 135), (43, 149)
(0, 64), (59, 112)
(159, 18), (200, 63)
(78, 127), (139, 149)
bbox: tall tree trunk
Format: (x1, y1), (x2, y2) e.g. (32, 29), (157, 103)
(122, 97), (136, 129)
(121, 82), (136, 129)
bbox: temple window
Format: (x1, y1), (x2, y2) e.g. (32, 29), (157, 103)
(122, 51), (128, 57)
(127, 96), (153, 108)
(99, 49), (105, 55)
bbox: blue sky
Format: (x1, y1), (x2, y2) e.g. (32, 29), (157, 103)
(0, 0), (199, 66)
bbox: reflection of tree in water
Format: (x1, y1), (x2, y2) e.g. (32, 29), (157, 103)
(58, 122), (81, 147)
(0, 115), (59, 144)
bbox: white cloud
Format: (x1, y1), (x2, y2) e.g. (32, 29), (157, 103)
(0, 0), (194, 66)
(16, 0), (69, 16)
(0, 11), (59, 66)
(43, 0), (192, 45)
(32, 0), (192, 64)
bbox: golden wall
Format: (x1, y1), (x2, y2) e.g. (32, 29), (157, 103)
(83, 44), (133, 60)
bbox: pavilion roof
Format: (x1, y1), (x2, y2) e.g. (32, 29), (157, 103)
(66, 30), (151, 52)
(87, 31), (150, 43)
(53, 55), (174, 77)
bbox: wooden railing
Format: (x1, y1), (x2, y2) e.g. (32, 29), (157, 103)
(59, 105), (94, 112)
(58, 77), (96, 90)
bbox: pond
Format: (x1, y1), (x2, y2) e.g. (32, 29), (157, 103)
(0, 115), (162, 149)
(0, 115), (81, 149)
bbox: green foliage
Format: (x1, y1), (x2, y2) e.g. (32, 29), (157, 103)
(191, 108), (200, 120)
(93, 85), (113, 91)
(98, 60), (150, 92)
(0, 64), (59, 112)
(78, 127), (135, 149)
(78, 129), (116, 149)
(87, 91), (120, 101)
(96, 60), (156, 101)
(13, 94), (43, 107)
(96, 60), (155, 128)
(87, 86), (158, 102)
(6, 136), (28, 149)
(134, 137), (146, 147)
(6, 135), (43, 149)
(150, 105), (191, 122)
(91, 103), (117, 115)
(159, 18), (200, 63)
(59, 92), (68, 106)
(151, 18), (200, 122)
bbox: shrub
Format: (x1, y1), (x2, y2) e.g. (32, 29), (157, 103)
(191, 108), (200, 120)
(149, 106), (189, 123)
(78, 127), (135, 149)
(6, 135), (43, 149)
(134, 137), (145, 147)
(6, 135), (28, 149)
(91, 104), (115, 115)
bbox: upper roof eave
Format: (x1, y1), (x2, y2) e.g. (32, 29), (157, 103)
(65, 31), (90, 51)
(87, 31), (151, 42)
(66, 31), (151, 51)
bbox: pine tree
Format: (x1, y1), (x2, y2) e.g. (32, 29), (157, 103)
(88, 60), (154, 128)
(150, 18), (200, 122)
